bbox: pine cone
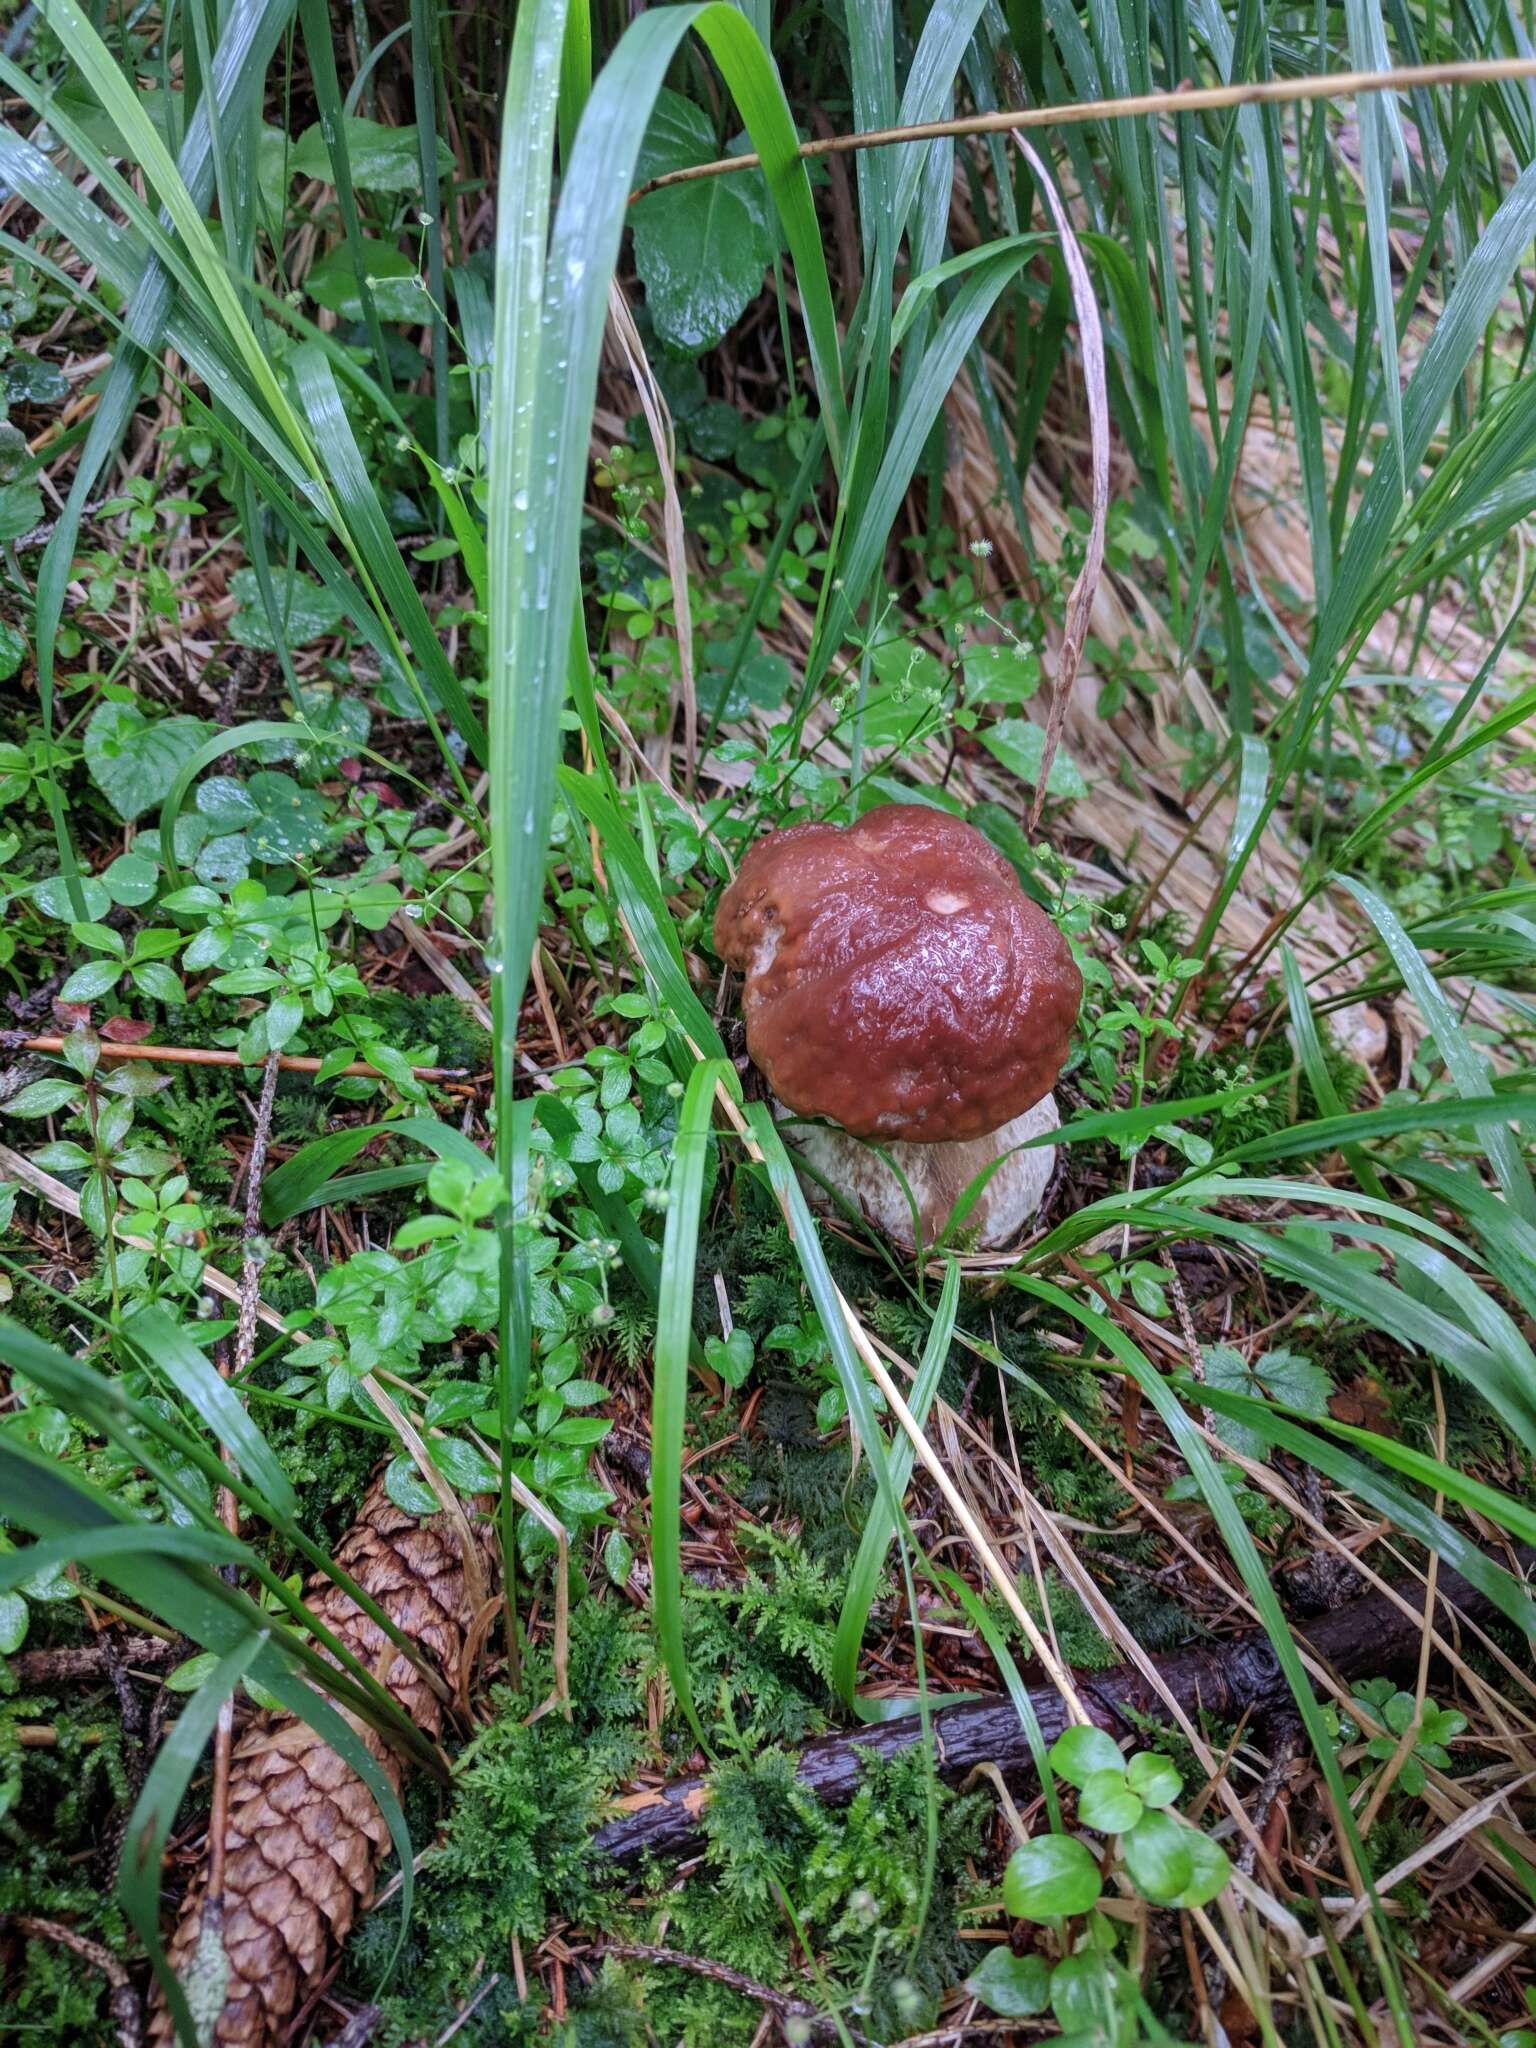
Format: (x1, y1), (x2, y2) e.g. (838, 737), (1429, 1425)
(149, 1479), (496, 2048)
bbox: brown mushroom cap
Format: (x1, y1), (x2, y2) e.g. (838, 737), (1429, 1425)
(714, 804), (1082, 1143)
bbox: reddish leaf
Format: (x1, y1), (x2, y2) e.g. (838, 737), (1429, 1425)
(101, 1015), (156, 1044)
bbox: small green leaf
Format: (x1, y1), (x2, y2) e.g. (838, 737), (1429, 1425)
(0, 1588), (27, 1654)
(703, 1328), (754, 1387)
(1203, 1344), (1332, 1460)
(266, 994), (304, 1051)
(1078, 1768), (1143, 1834)
(979, 717), (1089, 799)
(964, 1947), (1052, 2018)
(964, 641), (1041, 704)
(227, 567), (345, 651)
(1119, 1810), (1196, 1905)
(429, 1437), (500, 1494)
(1125, 1752), (1183, 1808)
(59, 958), (122, 1003)
(101, 853), (159, 906)
(165, 1650), (221, 1692)
(424, 1380), (490, 1428)
(603, 1528), (634, 1587)
(1168, 1830), (1231, 1909)
(132, 961), (187, 1006)
(289, 116), (452, 193)
(1003, 1834), (1103, 1921)
(382, 1452), (440, 1519)
(1048, 1723), (1125, 1788)
(4, 1079), (82, 1118)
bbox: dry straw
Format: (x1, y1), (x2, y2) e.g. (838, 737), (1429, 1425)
(632, 56), (1536, 197)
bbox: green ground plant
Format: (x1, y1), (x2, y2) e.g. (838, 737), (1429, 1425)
(1, 0), (1536, 2043)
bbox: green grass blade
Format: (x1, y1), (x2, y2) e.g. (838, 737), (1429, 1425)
(1341, 877), (1536, 1223)
(263, 1117), (490, 1226)
(297, 0), (396, 393)
(1011, 1275), (1412, 2030)
(293, 343), (487, 770)
(831, 1259), (959, 1704)
(121, 1307), (296, 1519)
(118, 1634), (266, 2047)
(650, 1058), (732, 1748)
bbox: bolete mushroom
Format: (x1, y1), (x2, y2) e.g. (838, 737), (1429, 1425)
(714, 803), (1082, 1251)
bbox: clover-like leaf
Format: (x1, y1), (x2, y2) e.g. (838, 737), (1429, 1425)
(1048, 1724), (1126, 1789)
(1204, 1343), (1332, 1459)
(1126, 1752), (1183, 1808)
(1002, 1835), (1102, 1921)
(1078, 1768), (1143, 1834)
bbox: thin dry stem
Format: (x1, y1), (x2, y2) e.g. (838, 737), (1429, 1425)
(630, 57), (1536, 198)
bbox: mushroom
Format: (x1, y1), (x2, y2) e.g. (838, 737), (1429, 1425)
(714, 804), (1083, 1251)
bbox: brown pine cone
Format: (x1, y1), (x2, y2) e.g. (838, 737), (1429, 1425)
(148, 1478), (497, 2048)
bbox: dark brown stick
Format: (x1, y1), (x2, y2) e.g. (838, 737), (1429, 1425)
(8, 1633), (180, 1685)
(594, 1551), (1531, 1865)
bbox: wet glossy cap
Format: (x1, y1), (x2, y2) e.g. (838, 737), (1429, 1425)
(714, 804), (1082, 1142)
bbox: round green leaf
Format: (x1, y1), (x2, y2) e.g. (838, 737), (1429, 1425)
(101, 853), (159, 907)
(1048, 1723), (1126, 1788)
(1119, 1810), (1196, 1906)
(1078, 1768), (1144, 1834)
(1169, 1830), (1232, 1909)
(1126, 1751), (1183, 1808)
(963, 1946), (1052, 2018)
(1003, 1835), (1103, 1921)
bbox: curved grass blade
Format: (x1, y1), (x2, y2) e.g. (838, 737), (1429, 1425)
(293, 344), (486, 768)
(1341, 876), (1536, 1222)
(118, 1634), (267, 2048)
(1184, 1380), (1536, 1633)
(651, 1059), (732, 1747)
(831, 1259), (959, 1706)
(1010, 1274), (1412, 2031)
(121, 1306), (296, 1518)
(262, 1116), (490, 1226)
(157, 721), (310, 893)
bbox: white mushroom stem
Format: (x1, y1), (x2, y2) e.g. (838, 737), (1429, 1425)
(782, 1094), (1060, 1253)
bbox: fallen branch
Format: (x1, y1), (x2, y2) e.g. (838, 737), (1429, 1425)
(8, 1633), (180, 1686)
(594, 1549), (1529, 1865)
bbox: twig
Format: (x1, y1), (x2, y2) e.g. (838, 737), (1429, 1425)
(592, 1546), (1528, 1866)
(8, 1633), (181, 1685)
(207, 1054), (281, 1923)
(233, 1052), (282, 1382)
(629, 57), (1536, 199)
(2, 1034), (467, 1081)
(3, 1915), (141, 2048)
(599, 1943), (872, 2044)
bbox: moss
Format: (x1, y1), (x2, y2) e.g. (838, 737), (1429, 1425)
(621, 1747), (987, 2043)
(343, 1600), (648, 2043)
